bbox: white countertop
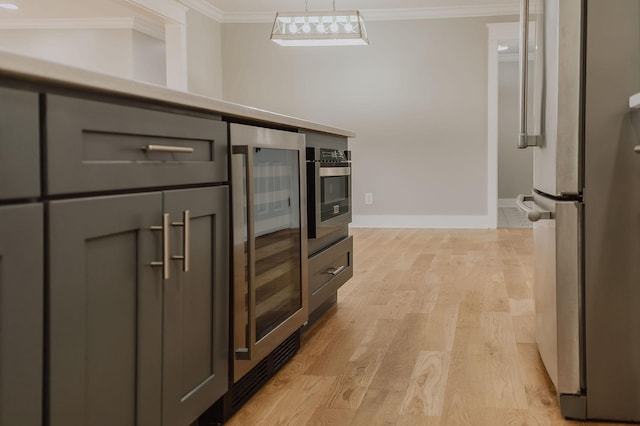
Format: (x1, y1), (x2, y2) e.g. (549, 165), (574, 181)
(0, 50), (355, 138)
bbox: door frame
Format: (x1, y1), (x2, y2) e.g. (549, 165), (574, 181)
(486, 22), (520, 228)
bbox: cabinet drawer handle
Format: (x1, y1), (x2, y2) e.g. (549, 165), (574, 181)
(171, 210), (190, 272)
(150, 213), (170, 280)
(325, 265), (345, 276)
(142, 144), (194, 154)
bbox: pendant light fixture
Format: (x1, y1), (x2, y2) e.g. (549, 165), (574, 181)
(270, 0), (368, 47)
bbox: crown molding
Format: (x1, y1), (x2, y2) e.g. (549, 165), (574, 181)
(219, 3), (520, 23)
(132, 18), (165, 39)
(0, 17), (132, 29)
(0, 17), (165, 40)
(179, 0), (224, 22)
(126, 0), (188, 24)
(363, 4), (520, 21)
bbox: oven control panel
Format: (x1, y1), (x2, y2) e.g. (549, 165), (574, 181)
(306, 147), (351, 162)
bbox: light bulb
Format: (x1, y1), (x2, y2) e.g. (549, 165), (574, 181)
(302, 23), (311, 33)
(330, 23), (339, 33)
(344, 23), (353, 32)
(316, 23), (325, 33)
(288, 23), (298, 33)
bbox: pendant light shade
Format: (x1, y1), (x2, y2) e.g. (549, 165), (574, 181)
(270, 1), (368, 47)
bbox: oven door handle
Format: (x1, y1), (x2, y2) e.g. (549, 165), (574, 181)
(319, 166), (351, 177)
(232, 145), (256, 361)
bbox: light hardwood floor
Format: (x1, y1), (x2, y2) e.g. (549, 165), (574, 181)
(226, 228), (632, 426)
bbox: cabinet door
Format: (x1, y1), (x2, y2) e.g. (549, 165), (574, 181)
(162, 186), (229, 426)
(49, 193), (163, 426)
(0, 87), (40, 200)
(0, 204), (43, 426)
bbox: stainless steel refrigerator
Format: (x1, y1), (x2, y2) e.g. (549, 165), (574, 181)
(516, 0), (640, 421)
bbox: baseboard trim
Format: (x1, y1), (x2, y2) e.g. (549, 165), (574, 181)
(351, 214), (492, 229)
(498, 198), (518, 208)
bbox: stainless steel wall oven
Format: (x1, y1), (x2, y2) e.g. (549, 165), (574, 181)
(304, 133), (354, 327)
(306, 147), (352, 239)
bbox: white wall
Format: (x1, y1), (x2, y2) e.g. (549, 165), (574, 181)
(498, 59), (533, 199)
(186, 9), (223, 98)
(133, 30), (166, 86)
(222, 17), (514, 228)
(0, 10), (223, 96)
(0, 28), (168, 86)
(0, 28), (134, 78)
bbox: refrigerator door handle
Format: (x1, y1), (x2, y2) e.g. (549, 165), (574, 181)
(518, 0), (541, 149)
(517, 194), (552, 222)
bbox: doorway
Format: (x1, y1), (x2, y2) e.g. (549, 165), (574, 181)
(487, 23), (534, 228)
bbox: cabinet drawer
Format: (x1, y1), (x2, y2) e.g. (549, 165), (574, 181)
(0, 87), (40, 200)
(308, 236), (353, 312)
(46, 95), (228, 195)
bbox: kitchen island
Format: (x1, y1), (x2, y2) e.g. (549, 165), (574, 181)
(0, 50), (354, 426)
(0, 50), (356, 138)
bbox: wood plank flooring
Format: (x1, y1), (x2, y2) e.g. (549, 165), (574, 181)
(225, 228), (632, 426)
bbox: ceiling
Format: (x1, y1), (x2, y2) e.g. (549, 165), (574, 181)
(206, 0), (518, 14)
(0, 0), (518, 19)
(0, 0), (520, 23)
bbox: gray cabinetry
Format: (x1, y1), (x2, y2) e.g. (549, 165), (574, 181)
(49, 187), (229, 426)
(46, 94), (228, 195)
(162, 187), (229, 426)
(0, 204), (43, 426)
(0, 87), (39, 200)
(49, 193), (163, 426)
(45, 94), (230, 426)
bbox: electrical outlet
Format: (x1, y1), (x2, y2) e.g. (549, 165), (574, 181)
(365, 193), (373, 205)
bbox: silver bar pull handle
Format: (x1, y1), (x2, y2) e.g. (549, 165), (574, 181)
(516, 194), (552, 222)
(319, 167), (351, 177)
(150, 213), (170, 280)
(232, 145), (255, 361)
(518, 0), (540, 149)
(171, 210), (190, 272)
(634, 145), (640, 153)
(142, 144), (194, 154)
(235, 347), (250, 360)
(325, 265), (346, 276)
